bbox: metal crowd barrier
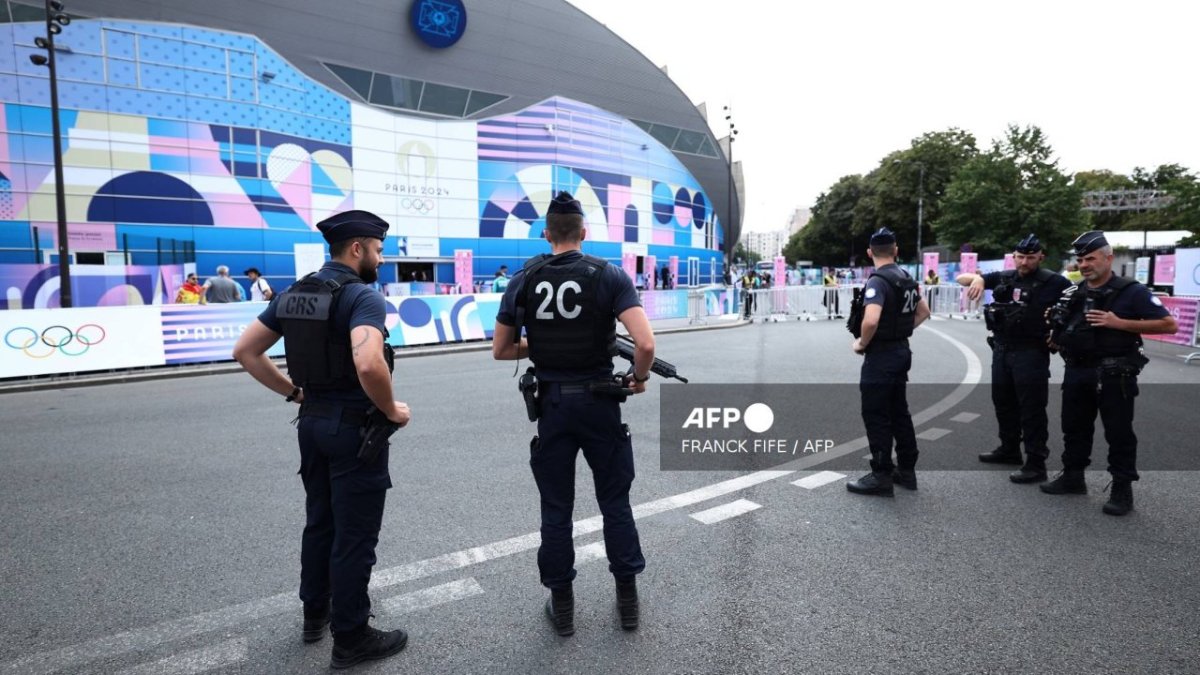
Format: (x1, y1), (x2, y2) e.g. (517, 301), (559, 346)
(741, 286), (857, 322)
(687, 289), (708, 325)
(925, 284), (982, 319)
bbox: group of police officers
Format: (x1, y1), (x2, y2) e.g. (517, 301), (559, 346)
(231, 197), (1176, 668)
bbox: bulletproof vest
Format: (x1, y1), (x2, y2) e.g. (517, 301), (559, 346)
(1055, 276), (1142, 357)
(276, 270), (389, 391)
(984, 268), (1056, 341)
(870, 265), (920, 341)
(520, 253), (615, 371)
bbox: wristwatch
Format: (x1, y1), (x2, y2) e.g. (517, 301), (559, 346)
(285, 386), (301, 402)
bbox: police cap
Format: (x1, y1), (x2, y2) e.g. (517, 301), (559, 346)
(547, 191), (584, 216)
(1071, 230), (1109, 256)
(316, 210), (389, 243)
(1015, 233), (1042, 254)
(869, 227), (896, 246)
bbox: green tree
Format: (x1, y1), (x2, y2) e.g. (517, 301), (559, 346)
(934, 125), (1087, 260)
(733, 242), (762, 266)
(786, 174), (873, 266)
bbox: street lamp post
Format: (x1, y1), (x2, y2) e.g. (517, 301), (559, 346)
(723, 105), (738, 277)
(893, 159), (926, 263)
(29, 1), (73, 307)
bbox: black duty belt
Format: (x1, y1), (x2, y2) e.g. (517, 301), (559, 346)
(299, 402), (369, 427)
(542, 381), (609, 396)
(994, 338), (1047, 350)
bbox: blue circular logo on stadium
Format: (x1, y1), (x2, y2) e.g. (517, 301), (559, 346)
(409, 0), (467, 49)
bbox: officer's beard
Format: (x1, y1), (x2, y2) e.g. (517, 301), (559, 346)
(358, 261), (379, 284)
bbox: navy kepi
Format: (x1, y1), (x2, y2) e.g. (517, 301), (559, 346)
(316, 210), (389, 243)
(1071, 230), (1108, 256)
(547, 191), (584, 216)
(869, 227), (896, 245)
(1015, 233), (1042, 253)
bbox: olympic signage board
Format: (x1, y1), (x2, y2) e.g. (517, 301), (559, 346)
(1174, 248), (1200, 296)
(1, 306), (165, 378)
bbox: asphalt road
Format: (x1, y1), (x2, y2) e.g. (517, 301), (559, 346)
(1, 317), (1197, 674)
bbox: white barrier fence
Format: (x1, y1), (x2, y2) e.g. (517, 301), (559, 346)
(739, 284), (983, 323)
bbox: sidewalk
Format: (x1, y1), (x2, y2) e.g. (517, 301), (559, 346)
(0, 314), (747, 394)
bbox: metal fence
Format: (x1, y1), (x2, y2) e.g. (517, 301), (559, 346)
(738, 283), (982, 323)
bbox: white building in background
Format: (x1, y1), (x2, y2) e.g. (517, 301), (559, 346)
(743, 229), (789, 260)
(787, 208), (812, 237)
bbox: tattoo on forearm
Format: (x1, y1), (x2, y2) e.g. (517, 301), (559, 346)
(352, 328), (370, 356)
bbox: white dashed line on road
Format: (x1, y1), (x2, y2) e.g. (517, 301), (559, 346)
(380, 578), (485, 615)
(950, 412), (981, 423)
(916, 428), (952, 441)
(575, 541), (608, 565)
(791, 471), (846, 489)
(689, 499), (762, 525)
(118, 639), (246, 675)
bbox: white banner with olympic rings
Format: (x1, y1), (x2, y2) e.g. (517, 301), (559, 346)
(0, 306), (166, 378)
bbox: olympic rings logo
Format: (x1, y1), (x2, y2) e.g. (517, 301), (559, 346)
(4, 324), (107, 359)
(401, 197), (436, 214)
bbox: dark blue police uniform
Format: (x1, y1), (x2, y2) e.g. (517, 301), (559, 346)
(260, 261), (391, 635)
(975, 235), (1072, 480)
(858, 263), (921, 481)
(496, 250), (646, 590)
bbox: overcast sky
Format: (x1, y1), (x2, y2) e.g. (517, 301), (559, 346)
(567, 0), (1199, 232)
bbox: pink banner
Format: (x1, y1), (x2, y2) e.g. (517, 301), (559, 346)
(960, 252), (978, 275)
(774, 256), (786, 288)
(453, 249), (473, 294)
(1003, 254), (1015, 270)
(922, 252), (940, 280)
(1154, 254), (1175, 287)
(1145, 296), (1199, 346)
(645, 254), (656, 290)
(621, 252), (637, 281)
(669, 256), (679, 290)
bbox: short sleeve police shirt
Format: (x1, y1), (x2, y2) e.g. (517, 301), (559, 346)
(257, 262), (387, 335)
(1106, 279), (1170, 321)
(862, 267), (894, 308)
(495, 252), (641, 327)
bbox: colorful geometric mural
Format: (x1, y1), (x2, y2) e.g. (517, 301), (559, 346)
(0, 18), (723, 309)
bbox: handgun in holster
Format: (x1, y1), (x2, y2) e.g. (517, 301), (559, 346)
(358, 405), (400, 463)
(519, 367), (539, 422)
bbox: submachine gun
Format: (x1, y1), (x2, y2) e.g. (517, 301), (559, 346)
(517, 334), (688, 422)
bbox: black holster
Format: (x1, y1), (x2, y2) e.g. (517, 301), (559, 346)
(358, 406), (400, 463)
(519, 367), (539, 422)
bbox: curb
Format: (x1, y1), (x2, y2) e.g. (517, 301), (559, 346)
(0, 319), (749, 394)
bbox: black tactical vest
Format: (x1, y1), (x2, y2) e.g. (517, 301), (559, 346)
(1055, 276), (1142, 357)
(276, 270), (378, 391)
(985, 268), (1056, 341)
(520, 253), (615, 371)
(870, 265), (920, 341)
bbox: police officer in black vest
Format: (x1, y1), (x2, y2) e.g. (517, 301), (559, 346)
(956, 234), (1071, 483)
(1041, 231), (1176, 515)
(847, 228), (931, 496)
(233, 210), (411, 669)
(492, 191), (655, 636)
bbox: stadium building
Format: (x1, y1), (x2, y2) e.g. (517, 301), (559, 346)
(0, 0), (741, 307)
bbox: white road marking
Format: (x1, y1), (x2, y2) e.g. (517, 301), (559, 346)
(791, 471), (846, 489)
(951, 412), (980, 423)
(575, 541), (608, 565)
(119, 639), (246, 675)
(380, 578), (484, 615)
(917, 428), (952, 441)
(689, 499), (762, 525)
(3, 327), (986, 675)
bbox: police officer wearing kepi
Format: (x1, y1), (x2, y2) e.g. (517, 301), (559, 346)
(232, 209), (411, 669)
(956, 234), (1071, 483)
(492, 191), (655, 637)
(1041, 231), (1176, 515)
(847, 228), (931, 496)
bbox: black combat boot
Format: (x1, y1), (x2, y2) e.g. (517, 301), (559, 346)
(978, 446), (1023, 465)
(1039, 470), (1087, 495)
(545, 585), (574, 636)
(1102, 479), (1134, 516)
(846, 472), (894, 497)
(1009, 457), (1048, 484)
(301, 599), (330, 643)
(329, 622), (408, 669)
(891, 468), (917, 491)
(616, 578), (639, 630)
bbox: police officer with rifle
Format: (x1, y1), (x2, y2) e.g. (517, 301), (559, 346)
(492, 191), (656, 637)
(233, 210), (411, 669)
(1041, 231), (1176, 515)
(846, 228), (931, 497)
(956, 234), (1071, 483)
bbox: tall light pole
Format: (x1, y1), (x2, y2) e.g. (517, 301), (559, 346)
(893, 159), (925, 263)
(29, 1), (73, 307)
(723, 105), (738, 274)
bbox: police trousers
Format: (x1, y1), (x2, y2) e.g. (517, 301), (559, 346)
(860, 342), (919, 474)
(991, 344), (1051, 460)
(1060, 366), (1140, 481)
(531, 382), (645, 590)
(297, 403), (392, 633)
